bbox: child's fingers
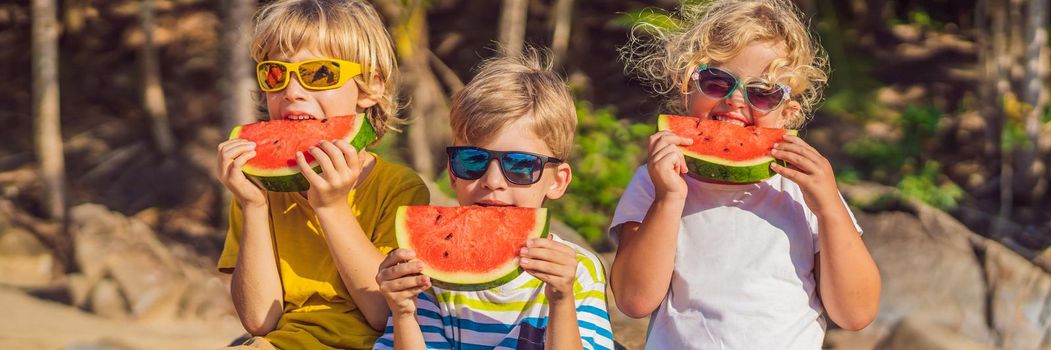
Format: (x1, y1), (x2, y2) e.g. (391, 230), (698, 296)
(783, 134), (819, 154)
(378, 260), (425, 282)
(526, 238), (577, 255)
(380, 249), (416, 269)
(651, 143), (683, 164)
(230, 150), (256, 175)
(335, 141), (360, 170)
(218, 142), (255, 172)
(521, 245), (575, 264)
(296, 151), (327, 188)
(319, 141), (349, 174)
(771, 147), (817, 174)
(380, 275), (430, 293)
(520, 256), (574, 278)
(308, 146), (338, 177)
(770, 162), (804, 182)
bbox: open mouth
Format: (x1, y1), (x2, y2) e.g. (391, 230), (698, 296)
(283, 112), (320, 121)
(710, 112), (750, 127)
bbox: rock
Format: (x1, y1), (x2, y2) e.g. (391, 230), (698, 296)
(843, 183), (1051, 348)
(876, 316), (995, 350)
(980, 239), (1051, 349)
(0, 226), (57, 288)
(855, 206), (992, 343)
(68, 204), (189, 320)
(89, 278), (129, 320)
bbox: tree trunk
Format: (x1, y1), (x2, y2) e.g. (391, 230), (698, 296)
(550, 0), (573, 67)
(140, 0), (177, 156)
(1019, 0), (1049, 201)
(32, 0), (67, 222)
(221, 0), (259, 133)
(499, 0), (528, 57)
(990, 0), (1014, 220)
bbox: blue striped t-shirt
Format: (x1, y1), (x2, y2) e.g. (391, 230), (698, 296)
(374, 235), (614, 349)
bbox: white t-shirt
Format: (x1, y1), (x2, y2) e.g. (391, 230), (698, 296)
(609, 166), (861, 350)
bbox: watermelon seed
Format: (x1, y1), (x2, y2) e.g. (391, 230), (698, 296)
(272, 140), (279, 145)
(444, 233), (453, 240)
(321, 118), (328, 123)
(434, 214), (442, 224)
(442, 251), (449, 258)
(723, 147), (729, 152)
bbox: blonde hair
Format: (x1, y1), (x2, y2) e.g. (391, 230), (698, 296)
(622, 0), (829, 128)
(450, 50), (577, 160)
(252, 0), (401, 139)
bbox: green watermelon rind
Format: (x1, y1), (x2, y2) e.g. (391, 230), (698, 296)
(228, 116), (378, 192)
(657, 114), (797, 184)
(394, 206), (550, 292)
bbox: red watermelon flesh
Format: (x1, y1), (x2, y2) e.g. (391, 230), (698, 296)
(228, 115), (377, 192)
(395, 206), (550, 291)
(658, 114), (795, 183)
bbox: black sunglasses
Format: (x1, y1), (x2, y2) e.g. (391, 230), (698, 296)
(446, 146), (563, 185)
(691, 64), (790, 112)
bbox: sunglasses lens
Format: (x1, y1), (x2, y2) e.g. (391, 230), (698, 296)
(501, 152), (543, 185)
(450, 148), (490, 180)
(698, 69), (737, 99)
(257, 62), (288, 91)
(745, 84), (785, 111)
(298, 60), (342, 89)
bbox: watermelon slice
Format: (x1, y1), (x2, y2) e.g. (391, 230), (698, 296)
(395, 206), (550, 291)
(228, 115), (377, 192)
(657, 114), (796, 183)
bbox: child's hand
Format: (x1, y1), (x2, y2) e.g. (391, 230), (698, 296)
(217, 139), (266, 208)
(296, 140), (364, 209)
(376, 249), (431, 317)
(520, 238), (578, 303)
(647, 131), (693, 201)
(770, 134), (841, 214)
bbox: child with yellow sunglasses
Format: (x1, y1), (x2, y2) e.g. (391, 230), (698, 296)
(216, 1), (429, 349)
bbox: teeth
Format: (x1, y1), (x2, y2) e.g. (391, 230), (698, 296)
(285, 114), (315, 120)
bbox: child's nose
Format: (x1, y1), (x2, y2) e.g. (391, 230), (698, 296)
(282, 75), (309, 101)
(724, 88), (748, 109)
(481, 159), (508, 191)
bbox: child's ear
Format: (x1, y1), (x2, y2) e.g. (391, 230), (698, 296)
(544, 163), (572, 200)
(779, 101), (802, 128)
(356, 74), (385, 109)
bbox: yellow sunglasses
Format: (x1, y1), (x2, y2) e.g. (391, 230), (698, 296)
(255, 58), (362, 92)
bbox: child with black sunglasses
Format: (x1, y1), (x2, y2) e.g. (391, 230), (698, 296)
(215, 1), (429, 349)
(372, 50), (614, 350)
(610, 0), (880, 348)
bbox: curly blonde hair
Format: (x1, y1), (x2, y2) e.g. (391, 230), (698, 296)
(621, 0), (829, 128)
(252, 0), (401, 139)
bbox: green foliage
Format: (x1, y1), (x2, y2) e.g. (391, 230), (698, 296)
(898, 161), (963, 210)
(610, 0), (713, 33)
(550, 100), (652, 243)
(899, 104), (941, 155)
(611, 8), (679, 34)
(842, 104), (962, 209)
(1001, 119), (1031, 149)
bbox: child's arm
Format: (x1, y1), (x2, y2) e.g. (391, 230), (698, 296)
(519, 238), (583, 349)
(376, 249), (431, 350)
(770, 134), (881, 331)
(217, 139), (284, 335)
(295, 141), (391, 331)
(609, 131), (692, 318)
